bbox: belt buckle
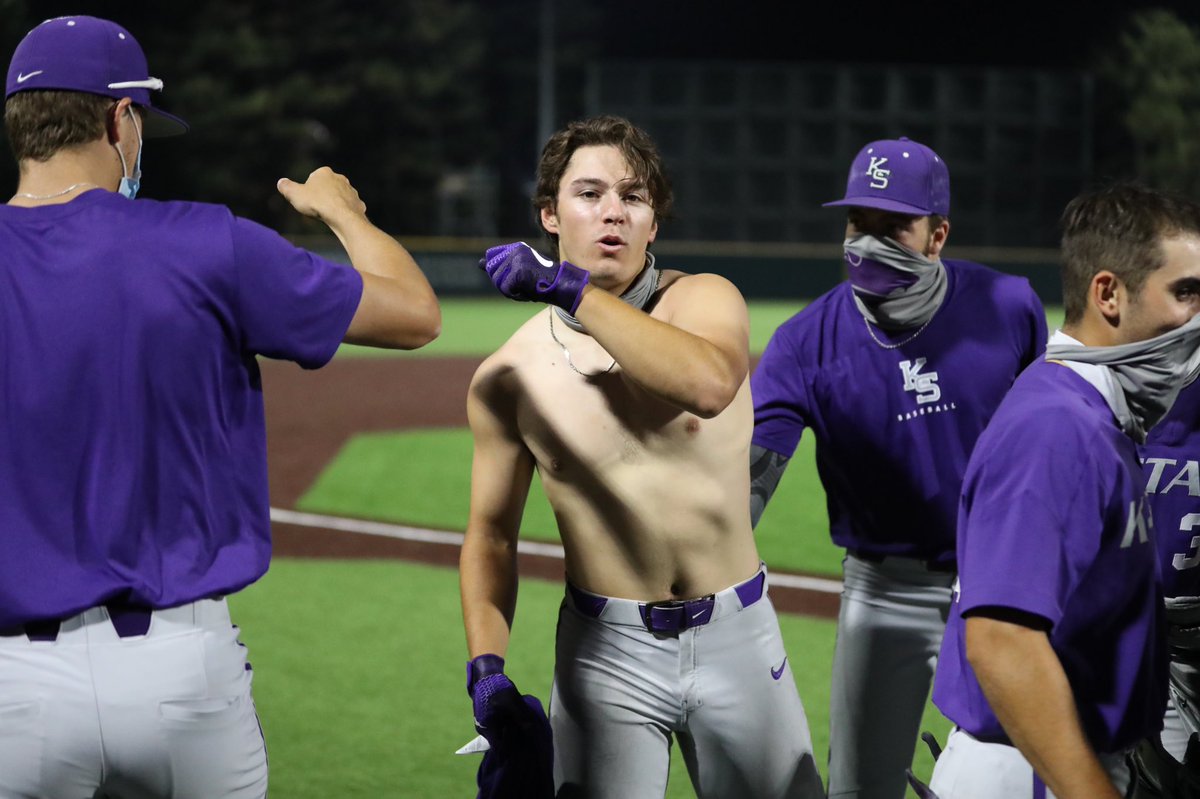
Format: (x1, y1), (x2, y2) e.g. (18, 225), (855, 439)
(640, 595), (715, 633)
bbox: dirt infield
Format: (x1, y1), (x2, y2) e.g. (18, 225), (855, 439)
(261, 356), (840, 619)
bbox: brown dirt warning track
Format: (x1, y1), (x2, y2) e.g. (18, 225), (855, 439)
(261, 356), (840, 619)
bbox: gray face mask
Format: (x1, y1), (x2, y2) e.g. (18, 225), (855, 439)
(554, 252), (661, 333)
(844, 234), (947, 331)
(1045, 313), (1200, 443)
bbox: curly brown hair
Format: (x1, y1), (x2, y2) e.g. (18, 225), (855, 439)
(533, 115), (673, 257)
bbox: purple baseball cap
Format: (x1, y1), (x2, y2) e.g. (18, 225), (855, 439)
(824, 137), (949, 216)
(6, 16), (187, 137)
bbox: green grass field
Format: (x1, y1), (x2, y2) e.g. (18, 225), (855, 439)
(272, 298), (1064, 797)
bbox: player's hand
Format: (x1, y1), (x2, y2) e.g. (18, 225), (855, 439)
(276, 166), (366, 227)
(479, 242), (589, 313)
(467, 654), (549, 748)
(467, 655), (554, 797)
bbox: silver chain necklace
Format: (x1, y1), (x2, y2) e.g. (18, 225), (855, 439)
(549, 311), (616, 376)
(13, 182), (97, 201)
(863, 313), (932, 350)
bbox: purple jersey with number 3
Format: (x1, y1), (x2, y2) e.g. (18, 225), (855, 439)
(933, 359), (1167, 753)
(1141, 380), (1200, 600)
(752, 259), (1046, 562)
(0, 191), (363, 628)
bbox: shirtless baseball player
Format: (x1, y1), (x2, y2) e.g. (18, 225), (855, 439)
(930, 182), (1200, 799)
(750, 137), (1046, 799)
(459, 115), (824, 798)
(0, 15), (439, 798)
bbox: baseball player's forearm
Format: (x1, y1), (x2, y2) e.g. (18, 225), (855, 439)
(573, 279), (748, 419)
(965, 615), (1122, 799)
(461, 377), (535, 657)
(276, 167), (439, 349)
(460, 525), (519, 658)
(749, 444), (790, 528)
(331, 217), (440, 349)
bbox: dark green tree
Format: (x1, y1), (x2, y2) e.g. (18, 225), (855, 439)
(0, 0), (32, 193)
(150, 0), (490, 233)
(1100, 8), (1200, 196)
(1, 1), (489, 233)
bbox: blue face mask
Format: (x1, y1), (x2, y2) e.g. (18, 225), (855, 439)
(115, 107), (143, 200)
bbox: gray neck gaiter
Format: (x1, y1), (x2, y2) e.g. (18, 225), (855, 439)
(844, 234), (948, 332)
(554, 252), (661, 333)
(1045, 313), (1200, 443)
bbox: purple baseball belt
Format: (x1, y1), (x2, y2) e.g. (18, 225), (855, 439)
(0, 600), (154, 642)
(566, 566), (767, 634)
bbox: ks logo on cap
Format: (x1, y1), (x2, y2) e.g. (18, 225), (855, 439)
(866, 157), (890, 190)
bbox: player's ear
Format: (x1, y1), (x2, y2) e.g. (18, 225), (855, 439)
(926, 218), (950, 258)
(1091, 270), (1122, 326)
(648, 219), (658, 245)
(105, 101), (122, 144)
(105, 97), (132, 145)
(540, 204), (559, 236)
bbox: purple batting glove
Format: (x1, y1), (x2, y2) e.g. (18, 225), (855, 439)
(467, 654), (555, 797)
(479, 242), (589, 313)
(467, 654), (521, 737)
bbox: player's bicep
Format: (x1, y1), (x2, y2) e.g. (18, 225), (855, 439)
(751, 331), (811, 456)
(465, 375), (535, 544)
(958, 420), (1095, 624)
(663, 274), (751, 379)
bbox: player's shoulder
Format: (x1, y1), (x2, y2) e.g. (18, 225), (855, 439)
(989, 360), (1103, 440)
(652, 269), (750, 332)
(972, 361), (1120, 488)
(657, 269), (745, 305)
(470, 309), (548, 392)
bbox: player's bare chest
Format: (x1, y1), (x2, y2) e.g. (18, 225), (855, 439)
(515, 368), (698, 469)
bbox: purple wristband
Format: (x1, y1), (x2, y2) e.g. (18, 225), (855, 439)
(466, 653), (506, 697)
(536, 260), (589, 314)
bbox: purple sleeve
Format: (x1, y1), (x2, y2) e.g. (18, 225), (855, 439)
(230, 216), (364, 369)
(957, 413), (1100, 627)
(751, 327), (809, 458)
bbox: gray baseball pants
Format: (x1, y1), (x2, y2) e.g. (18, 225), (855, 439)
(0, 598), (267, 799)
(551, 571), (824, 798)
(827, 553), (955, 799)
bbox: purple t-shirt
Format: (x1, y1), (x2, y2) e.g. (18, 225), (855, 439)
(1141, 379), (1200, 599)
(933, 360), (1167, 753)
(0, 190), (363, 627)
(751, 260), (1046, 562)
